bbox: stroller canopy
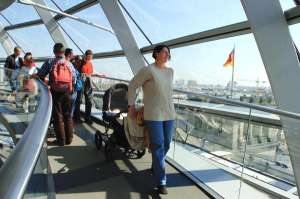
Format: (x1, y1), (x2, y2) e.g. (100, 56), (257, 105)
(102, 83), (128, 115)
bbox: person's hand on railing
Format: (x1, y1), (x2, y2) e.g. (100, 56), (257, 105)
(92, 73), (106, 78)
(30, 74), (39, 79)
(128, 105), (137, 119)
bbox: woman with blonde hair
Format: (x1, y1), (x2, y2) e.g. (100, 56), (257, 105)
(128, 45), (175, 195)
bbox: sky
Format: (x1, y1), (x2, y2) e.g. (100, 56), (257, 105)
(0, 0), (298, 87)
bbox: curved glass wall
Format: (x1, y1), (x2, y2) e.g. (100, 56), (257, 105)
(58, 4), (121, 53)
(56, 25), (84, 55)
(1, 3), (40, 24)
(119, 2), (152, 48)
(279, 0), (297, 10)
(0, 123), (13, 167)
(144, 34), (273, 106)
(289, 23), (300, 49)
(0, 45), (7, 58)
(0, 65), (42, 166)
(120, 0), (247, 43)
(171, 93), (297, 198)
(0, 15), (10, 26)
(93, 57), (133, 80)
(0, 1), (299, 198)
(7, 25), (55, 57)
(48, 0), (86, 10)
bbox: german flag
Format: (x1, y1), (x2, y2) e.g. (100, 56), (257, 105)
(223, 48), (235, 67)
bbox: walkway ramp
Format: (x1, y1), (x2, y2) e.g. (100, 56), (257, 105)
(48, 122), (210, 199)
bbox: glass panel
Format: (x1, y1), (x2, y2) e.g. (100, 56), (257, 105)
(119, 2), (151, 48)
(170, 92), (298, 198)
(0, 123), (14, 167)
(58, 5), (121, 53)
(23, 142), (48, 199)
(87, 57), (132, 114)
(43, 0), (61, 10)
(93, 57), (133, 80)
(120, 0), (247, 43)
(0, 15), (10, 26)
(169, 93), (250, 198)
(91, 76), (129, 112)
(290, 23), (300, 53)
(1, 3), (40, 24)
(239, 111), (298, 198)
(50, 0), (86, 10)
(57, 23), (84, 55)
(145, 34), (274, 105)
(0, 63), (41, 166)
(0, 44), (7, 58)
(279, 0), (296, 10)
(8, 25), (55, 57)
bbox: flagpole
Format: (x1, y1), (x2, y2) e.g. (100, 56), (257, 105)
(230, 47), (235, 98)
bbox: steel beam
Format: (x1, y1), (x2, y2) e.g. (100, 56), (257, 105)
(31, 0), (68, 46)
(0, 23), (14, 55)
(241, 0), (300, 195)
(99, 0), (146, 74)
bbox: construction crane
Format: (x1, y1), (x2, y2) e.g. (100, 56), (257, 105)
(237, 78), (267, 96)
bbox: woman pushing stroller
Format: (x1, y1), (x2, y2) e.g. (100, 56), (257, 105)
(128, 45), (175, 195)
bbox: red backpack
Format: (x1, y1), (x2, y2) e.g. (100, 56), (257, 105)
(23, 78), (35, 92)
(50, 60), (73, 93)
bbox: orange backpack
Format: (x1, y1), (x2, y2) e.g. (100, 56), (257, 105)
(50, 60), (73, 93)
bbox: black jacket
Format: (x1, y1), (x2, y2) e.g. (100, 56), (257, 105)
(4, 54), (23, 70)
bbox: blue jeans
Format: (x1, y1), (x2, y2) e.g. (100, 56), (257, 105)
(7, 69), (19, 92)
(146, 120), (174, 186)
(71, 91), (77, 118)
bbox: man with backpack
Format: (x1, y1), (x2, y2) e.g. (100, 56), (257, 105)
(35, 43), (75, 146)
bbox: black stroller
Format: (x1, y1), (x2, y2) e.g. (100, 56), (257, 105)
(94, 83), (145, 160)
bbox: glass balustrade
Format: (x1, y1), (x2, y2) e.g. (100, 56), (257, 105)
(170, 93), (298, 199)
(89, 76), (299, 198)
(0, 65), (50, 199)
(0, 65), (40, 165)
(22, 142), (48, 199)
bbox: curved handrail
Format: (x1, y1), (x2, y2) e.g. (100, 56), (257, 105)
(0, 80), (52, 199)
(91, 75), (300, 120)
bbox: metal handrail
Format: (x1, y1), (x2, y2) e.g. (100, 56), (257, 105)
(18, 0), (115, 35)
(91, 75), (300, 121)
(0, 80), (52, 199)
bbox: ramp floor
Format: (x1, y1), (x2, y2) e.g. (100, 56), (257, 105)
(47, 122), (210, 199)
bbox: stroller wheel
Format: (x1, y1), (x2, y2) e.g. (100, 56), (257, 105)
(95, 130), (103, 150)
(137, 150), (146, 158)
(104, 141), (114, 161)
(125, 149), (146, 159)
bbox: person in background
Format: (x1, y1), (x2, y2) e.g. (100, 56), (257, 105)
(4, 46), (23, 94)
(16, 52), (38, 113)
(34, 43), (75, 146)
(64, 48), (79, 119)
(128, 45), (175, 195)
(21, 52), (37, 75)
(73, 55), (84, 122)
(81, 50), (94, 124)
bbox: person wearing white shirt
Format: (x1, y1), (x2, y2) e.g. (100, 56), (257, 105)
(128, 45), (175, 195)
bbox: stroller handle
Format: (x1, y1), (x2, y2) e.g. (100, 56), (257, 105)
(116, 110), (128, 118)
